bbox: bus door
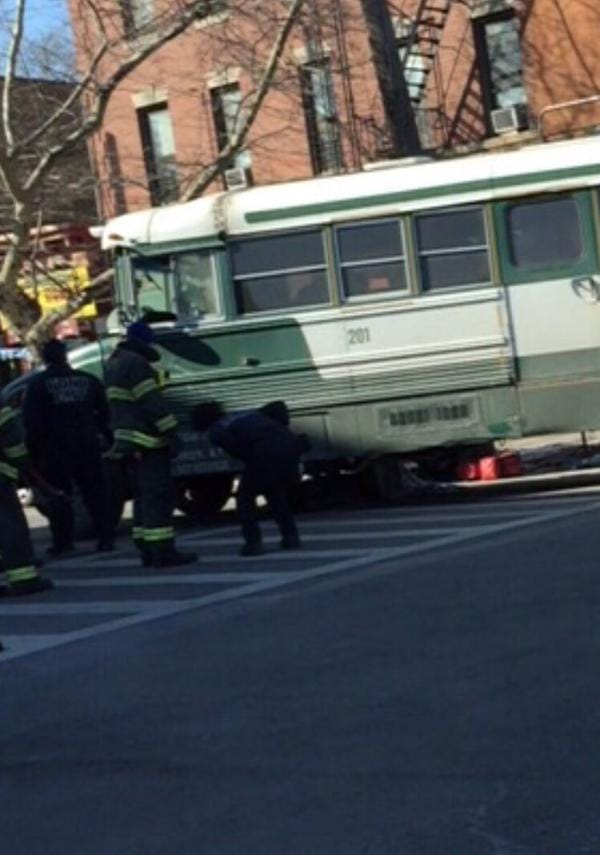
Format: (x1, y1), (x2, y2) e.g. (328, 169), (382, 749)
(495, 190), (600, 432)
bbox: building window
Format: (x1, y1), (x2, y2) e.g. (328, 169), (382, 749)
(137, 105), (179, 205)
(299, 59), (343, 175)
(122, 0), (154, 37)
(210, 83), (252, 178)
(474, 12), (527, 125)
(394, 17), (431, 147)
(394, 18), (427, 106)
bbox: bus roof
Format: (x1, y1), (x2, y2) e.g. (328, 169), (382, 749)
(101, 134), (600, 249)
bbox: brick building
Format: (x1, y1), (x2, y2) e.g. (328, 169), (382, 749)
(69, 0), (600, 220)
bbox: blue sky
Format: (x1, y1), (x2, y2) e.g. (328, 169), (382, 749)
(25, 0), (71, 39)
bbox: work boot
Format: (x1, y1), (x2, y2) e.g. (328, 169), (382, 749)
(46, 543), (75, 558)
(239, 541), (266, 557)
(280, 533), (302, 551)
(150, 545), (197, 568)
(10, 577), (54, 596)
(96, 539), (115, 553)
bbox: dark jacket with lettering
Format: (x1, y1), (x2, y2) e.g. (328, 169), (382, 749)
(0, 404), (29, 482)
(23, 364), (111, 461)
(104, 340), (178, 457)
(209, 410), (303, 485)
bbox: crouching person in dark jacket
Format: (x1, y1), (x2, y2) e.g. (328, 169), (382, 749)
(192, 400), (304, 557)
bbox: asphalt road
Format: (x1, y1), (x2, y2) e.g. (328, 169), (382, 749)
(3, 489), (600, 854)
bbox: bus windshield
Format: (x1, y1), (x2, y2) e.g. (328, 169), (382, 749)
(131, 250), (221, 323)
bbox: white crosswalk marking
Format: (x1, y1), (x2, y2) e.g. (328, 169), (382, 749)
(2, 492), (599, 662)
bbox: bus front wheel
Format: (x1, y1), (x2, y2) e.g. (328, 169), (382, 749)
(176, 474), (234, 519)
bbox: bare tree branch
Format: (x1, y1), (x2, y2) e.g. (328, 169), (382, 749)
(25, 1), (225, 193)
(2, 0), (27, 151)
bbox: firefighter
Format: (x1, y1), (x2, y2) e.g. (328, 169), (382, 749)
(23, 338), (114, 556)
(0, 400), (53, 595)
(104, 321), (196, 568)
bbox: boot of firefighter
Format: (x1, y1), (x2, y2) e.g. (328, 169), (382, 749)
(149, 541), (197, 568)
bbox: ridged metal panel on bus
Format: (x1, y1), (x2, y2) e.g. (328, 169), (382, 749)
(164, 352), (512, 418)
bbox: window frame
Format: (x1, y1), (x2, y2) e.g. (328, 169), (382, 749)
(137, 103), (179, 206)
(473, 9), (527, 135)
(333, 217), (411, 304)
(230, 227), (332, 317)
(129, 246), (225, 326)
(172, 249), (224, 323)
(299, 58), (343, 176)
(413, 204), (492, 293)
(493, 190), (598, 285)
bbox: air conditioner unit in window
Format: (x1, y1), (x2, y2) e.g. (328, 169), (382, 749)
(224, 167), (249, 190)
(491, 104), (530, 135)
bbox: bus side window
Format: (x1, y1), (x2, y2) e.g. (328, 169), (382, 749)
(506, 196), (584, 270)
(415, 206), (490, 291)
(174, 251), (220, 321)
(133, 256), (172, 315)
(231, 230), (330, 315)
(335, 219), (408, 300)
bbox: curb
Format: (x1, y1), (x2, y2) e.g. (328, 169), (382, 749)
(454, 466), (600, 496)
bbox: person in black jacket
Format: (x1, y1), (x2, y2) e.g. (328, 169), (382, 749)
(23, 338), (114, 556)
(192, 400), (304, 557)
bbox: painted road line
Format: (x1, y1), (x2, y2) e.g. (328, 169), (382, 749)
(49, 547), (370, 570)
(1, 635), (65, 656)
(3, 500), (597, 664)
(58, 571), (305, 587)
(0, 601), (198, 615)
(190, 527), (489, 546)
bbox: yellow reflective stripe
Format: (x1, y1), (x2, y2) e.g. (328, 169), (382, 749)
(142, 526), (175, 543)
(107, 386), (134, 402)
(0, 460), (18, 480)
(114, 429), (167, 449)
(6, 565), (38, 583)
(4, 443), (27, 459)
(0, 406), (16, 427)
(156, 414), (177, 433)
(132, 527), (144, 541)
(132, 378), (157, 399)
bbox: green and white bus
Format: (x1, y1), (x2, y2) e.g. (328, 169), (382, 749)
(97, 133), (600, 510)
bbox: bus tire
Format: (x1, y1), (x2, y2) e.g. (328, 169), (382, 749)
(176, 474), (234, 519)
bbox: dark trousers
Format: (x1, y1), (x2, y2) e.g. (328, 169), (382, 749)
(0, 478), (36, 583)
(127, 448), (175, 551)
(236, 469), (298, 546)
(41, 446), (111, 548)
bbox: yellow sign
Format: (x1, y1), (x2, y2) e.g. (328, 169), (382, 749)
(23, 265), (97, 320)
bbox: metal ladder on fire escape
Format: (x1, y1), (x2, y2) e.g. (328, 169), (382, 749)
(397, 0), (451, 147)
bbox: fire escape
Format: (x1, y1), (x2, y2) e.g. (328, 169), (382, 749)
(357, 0), (452, 160)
